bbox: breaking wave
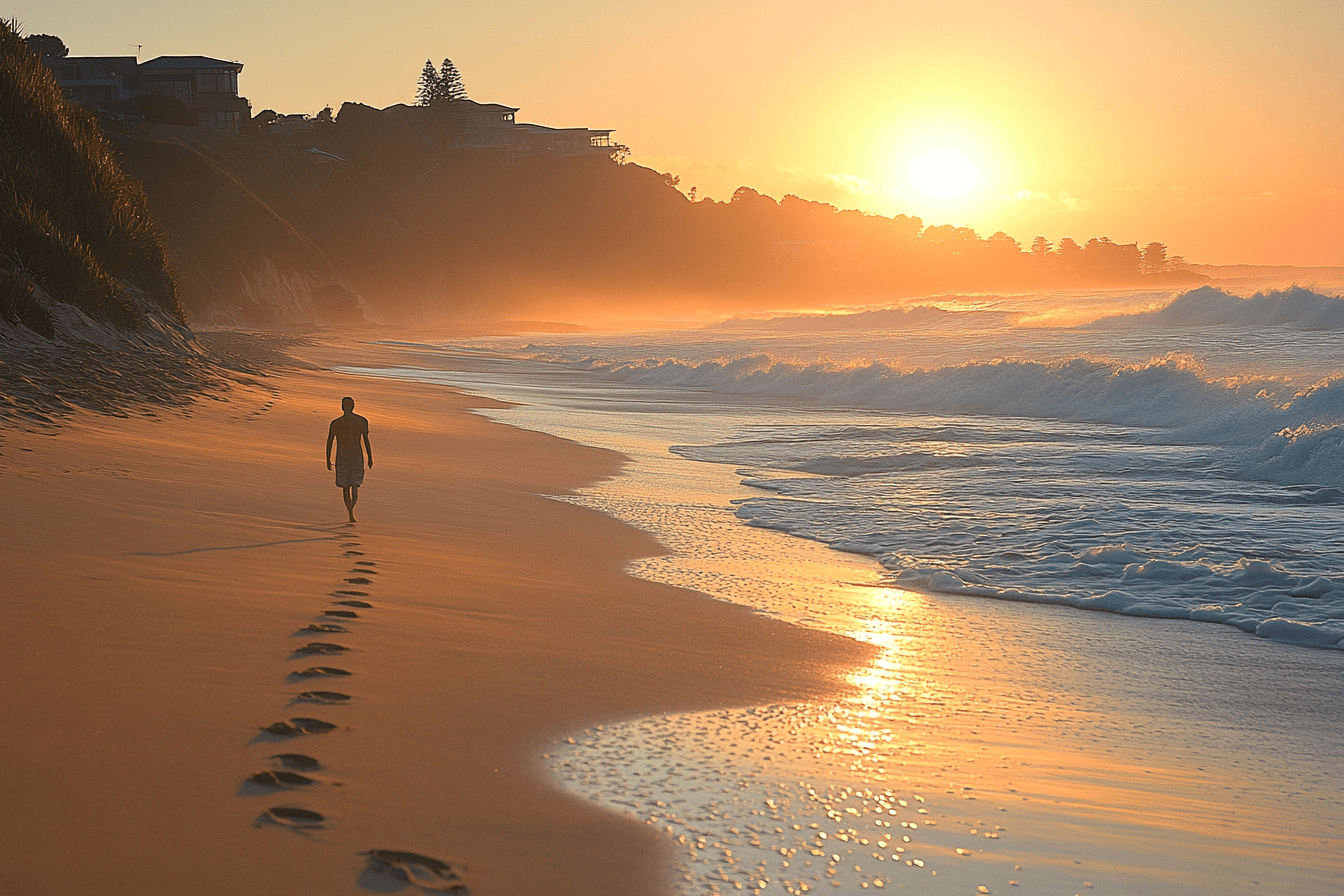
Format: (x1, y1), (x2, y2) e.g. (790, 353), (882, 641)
(1093, 285), (1344, 330)
(575, 353), (1344, 487)
(558, 332), (1344, 649)
(444, 289), (1344, 650)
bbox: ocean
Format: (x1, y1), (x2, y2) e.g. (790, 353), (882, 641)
(346, 284), (1344, 894)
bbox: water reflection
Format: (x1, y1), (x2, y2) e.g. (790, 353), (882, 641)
(379, 348), (1344, 893)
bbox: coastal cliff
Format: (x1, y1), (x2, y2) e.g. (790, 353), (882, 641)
(5, 28), (1203, 333)
(117, 102), (1203, 327)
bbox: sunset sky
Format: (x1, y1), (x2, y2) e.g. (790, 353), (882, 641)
(36, 1), (1344, 265)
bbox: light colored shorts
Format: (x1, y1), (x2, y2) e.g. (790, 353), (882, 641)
(335, 455), (365, 488)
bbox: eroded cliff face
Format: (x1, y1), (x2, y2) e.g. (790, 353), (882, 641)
(117, 127), (377, 326)
(114, 106), (672, 327)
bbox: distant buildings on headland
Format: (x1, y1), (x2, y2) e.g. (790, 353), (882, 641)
(41, 47), (619, 159)
(385, 101), (617, 160)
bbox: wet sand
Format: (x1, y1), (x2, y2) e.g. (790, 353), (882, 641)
(0, 336), (871, 895)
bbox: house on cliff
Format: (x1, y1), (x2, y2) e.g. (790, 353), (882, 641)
(381, 99), (616, 161)
(45, 54), (250, 132)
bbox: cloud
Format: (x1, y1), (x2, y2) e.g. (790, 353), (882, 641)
(1055, 192), (1093, 211)
(824, 173), (878, 196)
(1000, 189), (1092, 212)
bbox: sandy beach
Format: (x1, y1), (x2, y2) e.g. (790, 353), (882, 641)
(10, 6), (1344, 892)
(0, 335), (871, 895)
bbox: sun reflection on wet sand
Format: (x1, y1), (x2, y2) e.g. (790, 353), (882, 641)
(546, 573), (1344, 895)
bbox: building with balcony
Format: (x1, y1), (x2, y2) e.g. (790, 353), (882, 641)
(44, 54), (250, 133)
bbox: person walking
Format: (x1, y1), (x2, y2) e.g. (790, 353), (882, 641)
(326, 396), (372, 523)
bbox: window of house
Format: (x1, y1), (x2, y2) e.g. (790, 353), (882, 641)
(146, 80), (191, 102)
(194, 69), (238, 94)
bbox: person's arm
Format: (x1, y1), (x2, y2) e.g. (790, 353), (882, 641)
(326, 423), (336, 470)
(363, 426), (373, 469)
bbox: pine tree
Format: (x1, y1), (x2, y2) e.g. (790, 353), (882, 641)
(437, 58), (468, 102)
(415, 59), (438, 106)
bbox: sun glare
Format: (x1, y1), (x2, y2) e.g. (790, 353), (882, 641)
(908, 150), (980, 199)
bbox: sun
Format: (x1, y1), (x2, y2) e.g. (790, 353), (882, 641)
(907, 150), (980, 199)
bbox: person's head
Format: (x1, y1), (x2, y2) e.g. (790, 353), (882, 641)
(341, 396), (355, 413)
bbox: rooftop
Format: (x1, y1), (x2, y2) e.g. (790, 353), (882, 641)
(140, 56), (243, 70)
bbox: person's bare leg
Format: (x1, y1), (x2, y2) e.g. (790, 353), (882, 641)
(345, 485), (359, 523)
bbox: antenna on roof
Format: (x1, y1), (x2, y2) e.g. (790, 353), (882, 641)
(132, 44), (142, 62)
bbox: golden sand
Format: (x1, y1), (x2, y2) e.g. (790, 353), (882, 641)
(0, 338), (869, 895)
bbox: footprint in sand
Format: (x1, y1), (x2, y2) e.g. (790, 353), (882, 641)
(294, 666), (352, 677)
(353, 560), (376, 567)
(364, 850), (468, 893)
(296, 690), (351, 704)
(296, 642), (348, 655)
(249, 770), (317, 788)
(344, 550), (364, 557)
(262, 717), (338, 737)
(270, 753), (321, 771)
(334, 589), (369, 597)
(333, 599), (373, 608)
(301, 623), (349, 633)
(323, 609), (359, 619)
(345, 577), (374, 585)
(261, 807), (325, 828)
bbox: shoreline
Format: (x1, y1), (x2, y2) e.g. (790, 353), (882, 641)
(366, 340), (1344, 894)
(0, 335), (872, 895)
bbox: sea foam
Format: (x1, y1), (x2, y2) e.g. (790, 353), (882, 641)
(578, 352), (1344, 487)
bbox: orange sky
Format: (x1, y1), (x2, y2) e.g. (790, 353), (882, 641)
(37, 1), (1344, 265)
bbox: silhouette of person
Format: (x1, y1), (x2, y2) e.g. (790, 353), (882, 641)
(327, 396), (372, 523)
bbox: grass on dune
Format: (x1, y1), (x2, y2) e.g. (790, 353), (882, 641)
(0, 19), (183, 336)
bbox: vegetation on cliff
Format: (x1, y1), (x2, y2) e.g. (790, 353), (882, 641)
(0, 20), (183, 338)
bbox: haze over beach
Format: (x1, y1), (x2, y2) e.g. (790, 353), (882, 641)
(3, 3), (1343, 896)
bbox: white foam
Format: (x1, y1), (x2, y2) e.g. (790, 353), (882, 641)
(1095, 285), (1344, 330)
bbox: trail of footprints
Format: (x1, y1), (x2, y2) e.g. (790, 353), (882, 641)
(247, 539), (468, 893)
